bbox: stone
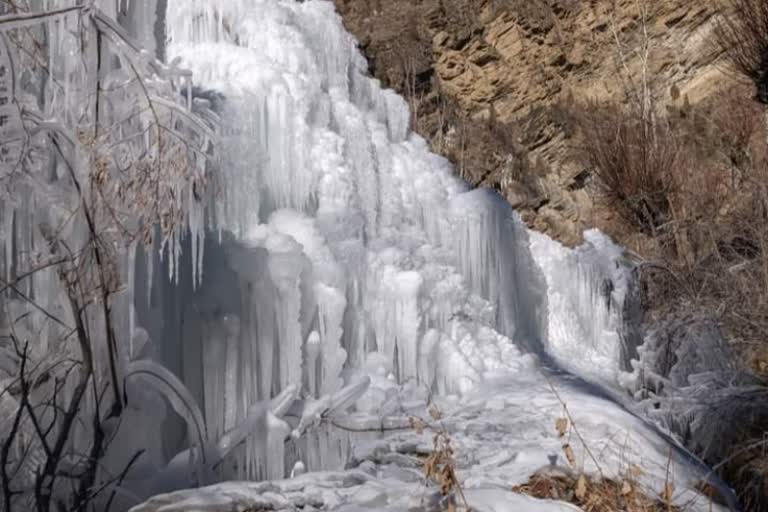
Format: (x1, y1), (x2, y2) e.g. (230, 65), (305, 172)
(334, 0), (727, 247)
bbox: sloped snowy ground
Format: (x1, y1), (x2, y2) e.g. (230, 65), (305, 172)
(131, 361), (728, 511)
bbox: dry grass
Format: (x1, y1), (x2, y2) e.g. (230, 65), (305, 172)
(511, 381), (710, 512)
(570, 82), (768, 363)
(410, 406), (471, 511)
(731, 453), (768, 512)
(514, 472), (679, 512)
(571, 80), (768, 512)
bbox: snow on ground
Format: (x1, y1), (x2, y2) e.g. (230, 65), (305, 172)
(131, 353), (726, 512)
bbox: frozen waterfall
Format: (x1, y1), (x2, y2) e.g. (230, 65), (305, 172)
(0, 1), (734, 511)
(152, 0), (639, 411)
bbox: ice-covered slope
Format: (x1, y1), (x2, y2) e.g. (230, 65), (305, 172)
(131, 367), (730, 512)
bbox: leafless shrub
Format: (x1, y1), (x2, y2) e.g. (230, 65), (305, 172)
(715, 0), (768, 104)
(574, 101), (682, 236)
(568, 1), (689, 237)
(0, 331), (144, 512)
(410, 405), (471, 511)
(574, 77), (768, 357)
(634, 85), (768, 512)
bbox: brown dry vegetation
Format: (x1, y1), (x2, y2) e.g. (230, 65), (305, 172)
(564, 2), (768, 507)
(514, 390), (701, 512)
(715, 0), (768, 105)
(412, 407), (472, 511)
(571, 84), (768, 344)
(514, 472), (680, 512)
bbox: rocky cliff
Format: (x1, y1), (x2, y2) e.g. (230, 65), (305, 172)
(334, 0), (728, 246)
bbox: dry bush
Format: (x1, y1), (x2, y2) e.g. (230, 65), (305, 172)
(572, 79), (768, 512)
(730, 451), (768, 512)
(712, 0), (768, 369)
(715, 0), (768, 104)
(0, 6), (216, 510)
(571, 83), (768, 349)
(660, 90), (768, 353)
(657, 101), (768, 512)
(513, 472), (680, 512)
(711, 0), (768, 373)
(574, 101), (682, 236)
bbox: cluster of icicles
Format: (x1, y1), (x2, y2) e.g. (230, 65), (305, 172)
(0, 0), (636, 508)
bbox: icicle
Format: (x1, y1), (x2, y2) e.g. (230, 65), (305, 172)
(189, 186), (200, 288)
(305, 331), (320, 398)
(269, 250), (304, 392)
(270, 384), (299, 416)
(222, 314), (240, 432)
(315, 284), (347, 395)
(326, 376), (370, 414)
(369, 264), (423, 383)
(290, 461), (306, 478)
(255, 284), (276, 401)
(292, 375), (370, 440)
(202, 317), (227, 442)
(419, 329), (440, 388)
(265, 412), (290, 479)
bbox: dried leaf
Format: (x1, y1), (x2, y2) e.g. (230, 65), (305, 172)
(555, 417), (568, 437)
(575, 474), (588, 500)
(628, 464), (644, 478)
(447, 502), (456, 512)
(429, 405), (442, 421)
(563, 444), (576, 467)
(621, 480), (632, 496)
(409, 416), (425, 434)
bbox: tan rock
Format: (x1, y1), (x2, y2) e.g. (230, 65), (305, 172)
(436, 52), (466, 81)
(335, 0), (728, 246)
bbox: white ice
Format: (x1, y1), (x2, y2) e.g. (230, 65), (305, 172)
(0, 0), (736, 510)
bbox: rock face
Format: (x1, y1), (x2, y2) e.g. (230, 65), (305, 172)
(334, 0), (727, 245)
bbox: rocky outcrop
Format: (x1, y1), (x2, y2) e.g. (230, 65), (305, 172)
(335, 0), (728, 245)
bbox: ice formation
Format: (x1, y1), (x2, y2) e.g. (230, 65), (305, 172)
(153, 0), (557, 434)
(0, 1), (737, 511)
